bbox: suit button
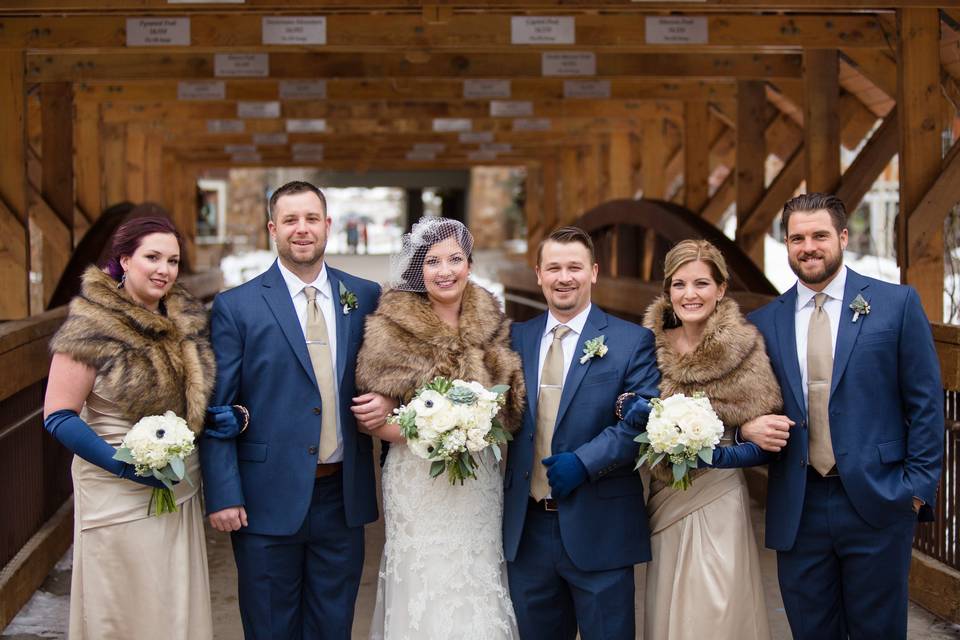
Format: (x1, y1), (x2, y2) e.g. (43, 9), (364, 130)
(308, 446), (318, 455)
(800, 459), (806, 467)
(528, 433), (534, 441)
(313, 407), (322, 415)
(524, 471), (530, 479)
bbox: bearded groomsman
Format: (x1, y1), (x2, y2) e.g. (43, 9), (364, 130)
(503, 226), (660, 640)
(744, 193), (944, 639)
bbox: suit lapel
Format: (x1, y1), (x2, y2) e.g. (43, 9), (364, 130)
(831, 269), (868, 397)
(261, 262), (318, 388)
(775, 286), (805, 413)
(555, 306), (608, 428)
(327, 268), (352, 383)
(522, 313), (548, 425)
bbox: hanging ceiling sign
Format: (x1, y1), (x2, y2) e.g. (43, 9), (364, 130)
(286, 119), (327, 132)
(645, 17), (708, 44)
(126, 18), (190, 46)
(513, 118), (551, 131)
(279, 80), (327, 100)
(490, 101), (533, 117)
(215, 53), (269, 77)
(433, 118), (472, 132)
(207, 119), (245, 133)
(231, 152), (262, 163)
(511, 16), (575, 45)
(563, 79), (611, 99)
(237, 101), (281, 118)
(225, 144), (257, 154)
(463, 79), (511, 99)
(406, 150), (436, 161)
(177, 80), (225, 100)
(292, 143), (325, 154)
(481, 143), (513, 153)
(542, 52), (596, 77)
(262, 16), (327, 45)
(468, 150), (498, 161)
(252, 133), (288, 145)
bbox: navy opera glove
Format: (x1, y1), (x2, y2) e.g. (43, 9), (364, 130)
(43, 409), (166, 489)
(623, 395), (653, 427)
(204, 405), (248, 439)
(702, 442), (765, 469)
(543, 452), (589, 499)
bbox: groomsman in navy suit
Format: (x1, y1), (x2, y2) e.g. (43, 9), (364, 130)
(503, 226), (660, 640)
(200, 181), (393, 639)
(743, 193), (944, 639)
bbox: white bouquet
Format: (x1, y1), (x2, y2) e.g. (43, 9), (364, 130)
(389, 376), (511, 484)
(634, 392), (725, 490)
(113, 411), (196, 515)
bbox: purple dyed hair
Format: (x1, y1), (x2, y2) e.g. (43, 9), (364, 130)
(102, 216), (184, 281)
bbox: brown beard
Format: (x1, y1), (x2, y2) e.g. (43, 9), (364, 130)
(788, 247), (843, 286)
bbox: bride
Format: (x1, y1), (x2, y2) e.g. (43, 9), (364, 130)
(356, 218), (525, 639)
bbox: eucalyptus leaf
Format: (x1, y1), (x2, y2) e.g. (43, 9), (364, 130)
(672, 463), (687, 484)
(113, 448), (136, 464)
(697, 448), (714, 466)
(169, 456), (185, 479)
(429, 461), (446, 478)
(489, 384), (510, 395)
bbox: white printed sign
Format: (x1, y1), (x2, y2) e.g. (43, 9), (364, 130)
(231, 152), (262, 163)
(279, 80), (327, 100)
(490, 101), (533, 117)
(542, 52), (596, 77)
(215, 53), (269, 78)
(225, 144), (257, 154)
(252, 133), (288, 145)
(463, 79), (511, 99)
(178, 80), (225, 100)
(645, 17), (708, 44)
(513, 118), (552, 131)
(207, 119), (245, 133)
(433, 118), (472, 133)
(563, 79), (611, 99)
(413, 143), (446, 153)
(126, 18), (190, 46)
(468, 150), (498, 161)
(262, 16), (327, 45)
(237, 101), (281, 118)
(458, 131), (494, 144)
(511, 16), (575, 45)
(286, 119), (327, 132)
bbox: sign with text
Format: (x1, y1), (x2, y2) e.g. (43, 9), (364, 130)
(231, 152), (262, 163)
(468, 150), (498, 161)
(252, 133), (288, 145)
(285, 119), (327, 132)
(279, 79), (327, 100)
(406, 150), (436, 161)
(542, 52), (596, 77)
(215, 53), (269, 77)
(490, 101), (533, 117)
(207, 119), (245, 133)
(225, 144), (257, 154)
(433, 118), (472, 132)
(463, 79), (511, 99)
(459, 131), (494, 144)
(126, 18), (190, 46)
(177, 80), (225, 100)
(511, 16), (575, 44)
(262, 16), (327, 45)
(237, 101), (281, 118)
(512, 118), (551, 131)
(563, 79), (611, 98)
(645, 16), (708, 44)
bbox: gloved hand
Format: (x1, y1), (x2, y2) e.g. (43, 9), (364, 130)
(624, 397), (653, 428)
(204, 405), (246, 439)
(543, 452), (588, 499)
(44, 409), (167, 489)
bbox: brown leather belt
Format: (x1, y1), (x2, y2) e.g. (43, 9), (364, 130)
(528, 496), (558, 512)
(316, 462), (342, 478)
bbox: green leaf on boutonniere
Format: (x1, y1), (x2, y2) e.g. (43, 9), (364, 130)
(849, 293), (871, 323)
(338, 281), (359, 315)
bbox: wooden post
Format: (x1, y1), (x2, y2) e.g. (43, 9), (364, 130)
(171, 162), (198, 270)
(524, 163), (543, 266)
(684, 101), (711, 213)
(640, 119), (667, 279)
(0, 51), (29, 319)
(735, 80), (767, 268)
(41, 83), (74, 234)
(74, 100), (102, 234)
(803, 49), (841, 193)
(580, 143), (601, 211)
(608, 131), (633, 200)
(125, 124), (146, 204)
(102, 122), (126, 207)
(143, 130), (165, 204)
(560, 147), (579, 225)
(898, 9), (943, 320)
(541, 156), (558, 235)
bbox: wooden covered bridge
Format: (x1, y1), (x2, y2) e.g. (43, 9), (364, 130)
(1, 0), (959, 633)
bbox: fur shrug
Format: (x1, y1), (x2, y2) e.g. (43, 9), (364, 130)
(356, 282), (525, 432)
(49, 266), (216, 432)
(643, 295), (783, 483)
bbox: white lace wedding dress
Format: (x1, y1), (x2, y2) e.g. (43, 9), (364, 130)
(370, 442), (519, 640)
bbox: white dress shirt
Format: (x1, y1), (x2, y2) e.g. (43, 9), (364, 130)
(276, 259), (343, 463)
(537, 304), (593, 394)
(795, 266), (847, 407)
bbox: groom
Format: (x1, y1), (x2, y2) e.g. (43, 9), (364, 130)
(745, 193), (943, 638)
(503, 226), (660, 639)
(200, 181), (391, 639)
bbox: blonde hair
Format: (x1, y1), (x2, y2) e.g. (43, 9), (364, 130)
(662, 239), (729, 293)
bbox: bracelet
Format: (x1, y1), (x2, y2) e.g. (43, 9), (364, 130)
(615, 392), (636, 421)
(232, 405), (250, 433)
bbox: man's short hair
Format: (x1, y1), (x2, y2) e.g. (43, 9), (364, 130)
(536, 226), (596, 266)
(781, 193), (847, 235)
(268, 180), (327, 220)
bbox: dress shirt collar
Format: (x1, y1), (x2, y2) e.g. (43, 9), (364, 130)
(796, 265), (847, 311)
(544, 303), (592, 339)
(276, 258), (329, 299)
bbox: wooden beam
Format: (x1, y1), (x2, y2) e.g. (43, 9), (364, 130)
(102, 122), (126, 207)
(836, 106), (899, 213)
(74, 99), (101, 228)
(124, 124), (146, 203)
(0, 50), (29, 319)
(898, 8), (943, 320)
(559, 147), (580, 226)
(581, 142), (601, 211)
(40, 82), (74, 234)
(684, 101), (711, 212)
(524, 163), (543, 259)
(607, 131), (633, 200)
(541, 156), (558, 236)
(171, 163), (198, 269)
(804, 49), (841, 193)
(739, 144), (806, 241)
(842, 49), (897, 98)
(143, 130), (165, 204)
(735, 80), (767, 267)
(28, 187), (71, 309)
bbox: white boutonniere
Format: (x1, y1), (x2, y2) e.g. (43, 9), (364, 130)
(339, 282), (358, 315)
(579, 335), (608, 364)
(849, 294), (871, 323)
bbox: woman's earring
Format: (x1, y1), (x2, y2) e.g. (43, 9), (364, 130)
(670, 307), (679, 326)
(117, 272), (127, 289)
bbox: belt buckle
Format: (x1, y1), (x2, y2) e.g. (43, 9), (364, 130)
(543, 498), (558, 512)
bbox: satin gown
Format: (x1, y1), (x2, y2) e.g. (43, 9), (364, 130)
(68, 388), (213, 640)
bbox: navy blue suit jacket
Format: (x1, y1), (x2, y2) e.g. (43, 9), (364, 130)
(744, 269), (943, 551)
(503, 306), (660, 571)
(200, 261), (381, 535)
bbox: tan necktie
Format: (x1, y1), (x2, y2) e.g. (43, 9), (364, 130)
(304, 286), (338, 462)
(807, 292), (836, 476)
(531, 325), (571, 501)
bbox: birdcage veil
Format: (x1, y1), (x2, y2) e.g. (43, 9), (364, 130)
(390, 217), (474, 292)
